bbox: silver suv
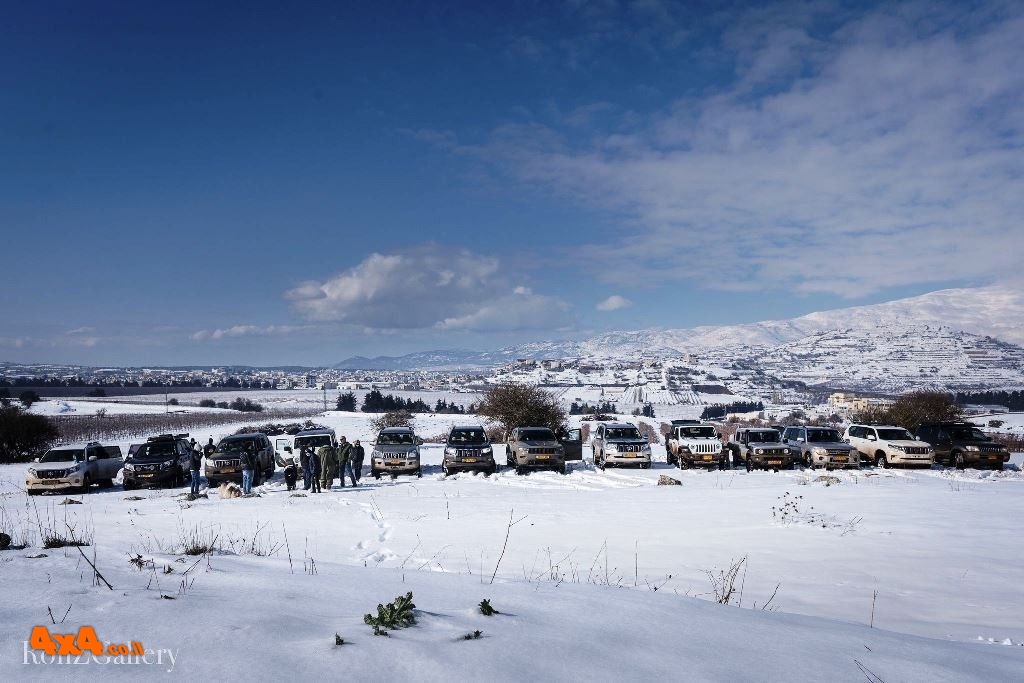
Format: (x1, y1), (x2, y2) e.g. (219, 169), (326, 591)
(26, 442), (123, 494)
(592, 421), (652, 469)
(506, 427), (566, 474)
(843, 424), (934, 468)
(782, 426), (859, 470)
(370, 427), (422, 478)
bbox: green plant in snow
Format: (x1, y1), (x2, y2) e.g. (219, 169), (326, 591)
(478, 598), (499, 616)
(364, 591), (416, 636)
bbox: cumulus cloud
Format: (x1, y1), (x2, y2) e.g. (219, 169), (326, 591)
(596, 295), (632, 311)
(191, 325), (305, 342)
(286, 245), (572, 332)
(456, 2), (1024, 298)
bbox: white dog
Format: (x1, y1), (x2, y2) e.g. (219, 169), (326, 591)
(218, 482), (242, 499)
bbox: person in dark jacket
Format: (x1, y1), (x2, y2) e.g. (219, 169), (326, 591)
(350, 440), (366, 483)
(299, 445), (312, 490)
(337, 436), (356, 487)
(240, 442), (256, 495)
(283, 458), (297, 490)
(318, 444), (338, 491)
(308, 446), (322, 493)
(189, 440), (203, 495)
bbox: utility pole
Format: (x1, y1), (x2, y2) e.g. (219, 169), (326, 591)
(323, 385), (327, 412)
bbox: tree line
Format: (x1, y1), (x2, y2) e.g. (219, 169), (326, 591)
(956, 390), (1024, 412)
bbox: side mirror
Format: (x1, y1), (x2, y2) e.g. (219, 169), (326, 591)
(796, 438), (805, 443)
(866, 434), (876, 441)
(34, 457), (41, 463)
(416, 437), (424, 445)
(716, 432), (722, 439)
(88, 455), (98, 462)
(284, 446), (293, 453)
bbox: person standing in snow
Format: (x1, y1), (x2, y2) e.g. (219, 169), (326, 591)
(203, 437), (217, 489)
(350, 439), (365, 483)
(337, 435), (356, 487)
(189, 440), (203, 495)
(240, 442), (256, 495)
(309, 446), (322, 493)
(300, 445), (312, 490)
(318, 443), (338, 491)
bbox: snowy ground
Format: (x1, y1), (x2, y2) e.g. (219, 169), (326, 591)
(2, 409), (1024, 680)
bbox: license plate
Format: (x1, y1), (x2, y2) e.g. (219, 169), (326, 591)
(767, 460), (781, 465)
(702, 455), (712, 461)
(386, 460), (403, 466)
(536, 455), (549, 460)
(140, 473), (154, 478)
(623, 454), (637, 458)
(462, 458), (477, 463)
(832, 457), (847, 462)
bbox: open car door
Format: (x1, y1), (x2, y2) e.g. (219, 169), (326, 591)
(562, 428), (583, 461)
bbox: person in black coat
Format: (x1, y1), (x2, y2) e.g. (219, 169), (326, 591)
(300, 445), (312, 491)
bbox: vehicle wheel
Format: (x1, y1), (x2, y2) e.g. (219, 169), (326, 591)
(100, 478), (114, 489)
(81, 474), (92, 493)
(677, 457), (688, 470)
(993, 462), (1004, 471)
(123, 480), (135, 491)
(875, 453), (888, 469)
(721, 459), (729, 470)
(640, 462), (649, 470)
(415, 469), (422, 478)
(745, 458), (752, 472)
(953, 451), (965, 470)
(442, 466), (448, 477)
(28, 489), (41, 496)
(487, 465), (497, 476)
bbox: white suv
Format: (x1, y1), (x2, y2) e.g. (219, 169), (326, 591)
(843, 424), (934, 468)
(27, 442), (123, 494)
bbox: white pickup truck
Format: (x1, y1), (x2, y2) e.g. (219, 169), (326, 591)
(26, 442), (124, 494)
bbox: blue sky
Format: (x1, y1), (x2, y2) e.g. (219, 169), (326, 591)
(2, 0), (1023, 366)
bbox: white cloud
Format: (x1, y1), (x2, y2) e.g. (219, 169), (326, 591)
(596, 295), (632, 311)
(286, 245), (573, 332)
(461, 2), (1024, 298)
(191, 325), (305, 342)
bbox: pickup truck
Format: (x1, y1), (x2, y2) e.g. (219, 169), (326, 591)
(26, 442), (124, 494)
(666, 421), (726, 469)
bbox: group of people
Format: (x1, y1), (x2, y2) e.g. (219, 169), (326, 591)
(188, 437), (216, 495)
(297, 436), (365, 493)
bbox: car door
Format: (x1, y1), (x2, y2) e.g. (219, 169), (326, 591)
(562, 428), (583, 461)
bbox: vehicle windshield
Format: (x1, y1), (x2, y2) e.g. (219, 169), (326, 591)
(40, 448), (84, 463)
(678, 426), (717, 438)
(295, 435), (333, 449)
(749, 431), (780, 443)
(606, 427), (643, 440)
(877, 428), (914, 441)
(216, 439), (255, 454)
(518, 428), (555, 441)
(377, 432), (415, 445)
(806, 429), (842, 443)
(134, 442), (176, 459)
(948, 427), (988, 441)
(448, 429), (487, 444)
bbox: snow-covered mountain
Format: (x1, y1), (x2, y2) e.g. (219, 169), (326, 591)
(336, 286), (1024, 388)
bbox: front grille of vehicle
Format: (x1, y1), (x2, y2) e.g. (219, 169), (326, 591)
(382, 452), (408, 459)
(528, 448), (556, 455)
(614, 443), (645, 453)
(762, 448), (786, 456)
(902, 446), (929, 455)
(455, 449), (482, 458)
(827, 449), (850, 456)
(687, 443), (719, 454)
(214, 459), (241, 467)
(39, 469), (69, 479)
(136, 463), (160, 472)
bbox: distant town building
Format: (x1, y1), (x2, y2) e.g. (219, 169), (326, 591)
(827, 392), (894, 413)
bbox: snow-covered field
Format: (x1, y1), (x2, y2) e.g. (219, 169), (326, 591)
(2, 409), (1024, 680)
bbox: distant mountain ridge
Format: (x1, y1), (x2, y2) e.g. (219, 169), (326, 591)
(335, 286), (1024, 370)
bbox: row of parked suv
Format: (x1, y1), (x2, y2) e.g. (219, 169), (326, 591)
(663, 419), (1010, 472)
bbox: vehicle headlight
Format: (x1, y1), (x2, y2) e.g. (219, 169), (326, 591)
(889, 444), (905, 452)
(782, 448), (790, 455)
(27, 467), (37, 477)
(642, 444), (652, 453)
(444, 447), (454, 456)
(482, 446), (493, 455)
(162, 460), (175, 469)
(68, 462), (83, 472)
(812, 447), (828, 456)
(124, 463), (135, 472)
(606, 443), (619, 452)
(965, 445), (980, 452)
(754, 448), (763, 455)
(411, 451), (420, 460)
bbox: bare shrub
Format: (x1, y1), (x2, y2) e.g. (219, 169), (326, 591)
(477, 382), (566, 434)
(705, 556), (747, 605)
(637, 421), (660, 445)
(370, 410), (415, 432)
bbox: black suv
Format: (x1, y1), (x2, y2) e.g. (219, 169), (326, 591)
(442, 425), (496, 476)
(123, 433), (192, 490)
(917, 422), (1010, 470)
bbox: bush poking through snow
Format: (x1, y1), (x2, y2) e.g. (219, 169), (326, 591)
(462, 630), (483, 640)
(334, 634), (345, 646)
(364, 591), (416, 636)
(478, 599), (499, 616)
(705, 556), (748, 605)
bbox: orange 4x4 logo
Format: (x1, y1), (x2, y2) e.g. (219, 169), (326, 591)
(29, 626), (143, 657)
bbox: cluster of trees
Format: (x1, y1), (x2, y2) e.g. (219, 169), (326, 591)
(198, 398), (265, 412)
(632, 404), (656, 418)
(956, 390), (1024, 412)
(336, 390), (471, 414)
(700, 401), (765, 420)
(569, 401), (618, 415)
(477, 383), (566, 434)
(0, 404), (59, 463)
(0, 376), (276, 389)
(853, 390), (962, 431)
(0, 388), (42, 408)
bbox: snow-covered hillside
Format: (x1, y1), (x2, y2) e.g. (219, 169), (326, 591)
(2, 408), (1024, 680)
